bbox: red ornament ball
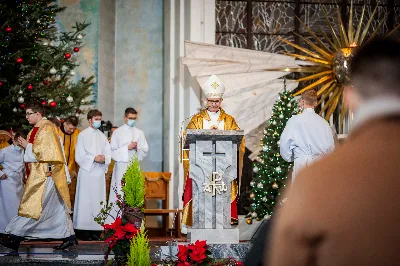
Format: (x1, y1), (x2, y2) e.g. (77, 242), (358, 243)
(64, 53), (71, 59)
(16, 57), (23, 64)
(73, 47), (79, 52)
(0, 81), (3, 87)
(5, 27), (12, 33)
(41, 101), (47, 106)
(20, 103), (26, 109)
(43, 80), (49, 85)
(49, 101), (57, 108)
(27, 84), (33, 90)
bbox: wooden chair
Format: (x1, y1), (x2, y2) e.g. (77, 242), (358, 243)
(143, 172), (182, 238)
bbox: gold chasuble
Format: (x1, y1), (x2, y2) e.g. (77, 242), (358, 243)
(19, 119), (71, 219)
(58, 127), (80, 207)
(182, 108), (245, 226)
(58, 127), (80, 178)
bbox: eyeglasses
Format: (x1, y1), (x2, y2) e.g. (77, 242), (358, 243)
(207, 100), (221, 104)
(25, 112), (35, 117)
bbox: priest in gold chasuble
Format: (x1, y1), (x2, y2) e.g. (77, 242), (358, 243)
(58, 116), (80, 208)
(3, 104), (77, 255)
(182, 74), (245, 229)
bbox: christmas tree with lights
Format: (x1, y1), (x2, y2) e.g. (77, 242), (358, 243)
(247, 80), (298, 223)
(0, 0), (94, 129)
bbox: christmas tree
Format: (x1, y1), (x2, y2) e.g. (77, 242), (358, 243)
(0, 0), (94, 129)
(247, 80), (298, 223)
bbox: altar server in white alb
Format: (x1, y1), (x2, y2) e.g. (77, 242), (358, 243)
(74, 109), (111, 231)
(107, 107), (148, 221)
(280, 90), (335, 183)
(0, 132), (25, 234)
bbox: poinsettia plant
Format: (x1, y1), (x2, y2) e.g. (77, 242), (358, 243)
(176, 240), (213, 266)
(102, 216), (139, 262)
(152, 240), (243, 266)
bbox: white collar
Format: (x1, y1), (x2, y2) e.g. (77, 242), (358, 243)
(207, 109), (220, 116)
(303, 108), (315, 113)
(88, 126), (98, 132)
(122, 123), (135, 129)
(351, 96), (400, 132)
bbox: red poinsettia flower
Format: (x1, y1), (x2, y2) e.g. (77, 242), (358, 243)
(104, 216), (123, 230)
(194, 240), (207, 249)
(188, 242), (207, 262)
(235, 262), (244, 266)
(104, 234), (118, 248)
(123, 222), (139, 238)
(102, 216), (138, 249)
(177, 244), (188, 261)
(189, 247), (207, 262)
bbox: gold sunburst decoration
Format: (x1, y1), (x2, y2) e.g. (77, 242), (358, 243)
(276, 2), (400, 131)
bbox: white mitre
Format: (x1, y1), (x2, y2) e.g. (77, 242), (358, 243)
(202, 74), (225, 98)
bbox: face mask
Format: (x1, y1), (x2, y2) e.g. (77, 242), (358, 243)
(14, 145), (21, 151)
(92, 121), (101, 129)
(127, 119), (136, 127)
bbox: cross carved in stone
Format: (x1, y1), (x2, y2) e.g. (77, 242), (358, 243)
(203, 149), (226, 160)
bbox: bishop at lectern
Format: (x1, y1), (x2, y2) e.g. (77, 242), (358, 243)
(181, 74), (245, 231)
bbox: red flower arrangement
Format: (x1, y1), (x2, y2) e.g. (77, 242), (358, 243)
(177, 240), (212, 265)
(101, 216), (139, 263)
(103, 216), (139, 249)
(173, 240), (243, 266)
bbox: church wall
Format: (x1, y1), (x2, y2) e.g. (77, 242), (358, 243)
(97, 0), (116, 123)
(163, 0), (216, 210)
(56, 0), (101, 127)
(58, 0), (217, 211)
(114, 0), (164, 172)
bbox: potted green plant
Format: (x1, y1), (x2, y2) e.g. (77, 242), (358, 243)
(94, 155), (146, 266)
(121, 155), (145, 228)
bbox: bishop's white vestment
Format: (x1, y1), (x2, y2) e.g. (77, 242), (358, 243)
(107, 124), (148, 222)
(280, 108), (335, 183)
(74, 127), (111, 230)
(0, 145), (24, 233)
(203, 110), (225, 130)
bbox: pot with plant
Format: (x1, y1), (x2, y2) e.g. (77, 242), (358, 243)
(94, 155), (146, 266)
(121, 156), (145, 228)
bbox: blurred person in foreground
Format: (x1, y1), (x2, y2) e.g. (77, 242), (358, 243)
(266, 38), (400, 266)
